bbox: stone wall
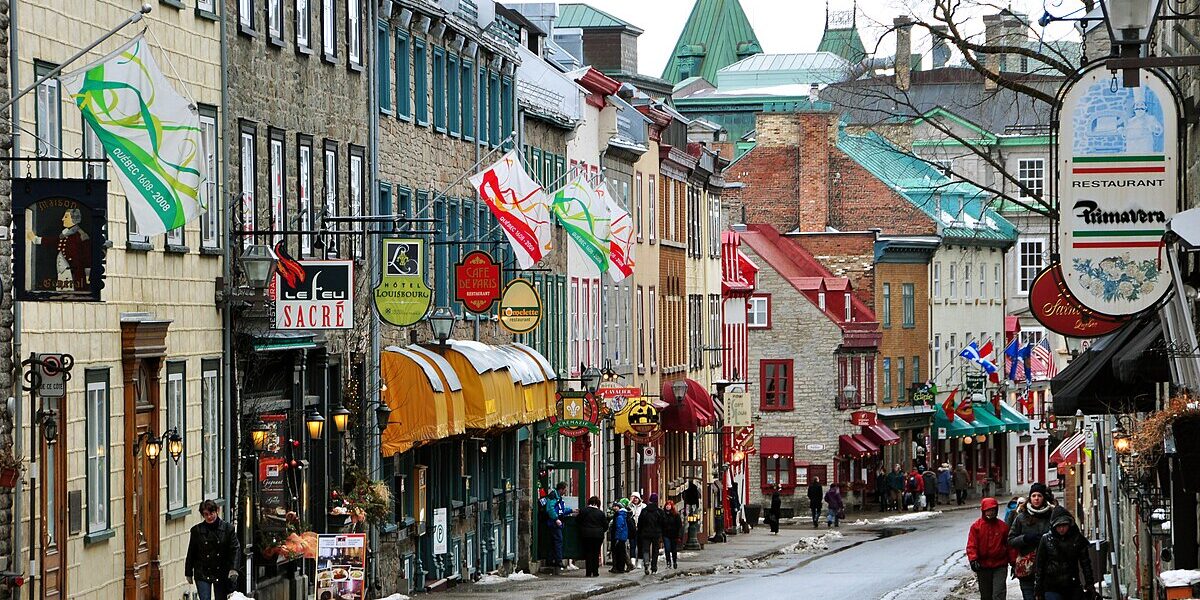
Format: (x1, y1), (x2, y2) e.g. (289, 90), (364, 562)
(0, 0), (12, 593)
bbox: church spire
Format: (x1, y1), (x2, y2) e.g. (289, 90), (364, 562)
(661, 0), (763, 84)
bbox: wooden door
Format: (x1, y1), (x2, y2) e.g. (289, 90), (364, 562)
(124, 360), (161, 600)
(39, 397), (66, 600)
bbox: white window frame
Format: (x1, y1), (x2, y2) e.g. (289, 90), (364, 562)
(270, 136), (285, 246)
(348, 0), (362, 65)
(296, 0), (311, 48)
(299, 141), (313, 255)
(949, 263), (957, 299)
(648, 175), (656, 244)
(818, 292), (826, 312)
(128, 203), (148, 245)
(964, 263), (973, 298)
(994, 263), (1001, 298)
(649, 287), (658, 372)
(637, 286), (645, 370)
(322, 0), (336, 57)
(1018, 237), (1046, 295)
(979, 262), (986, 300)
(86, 373), (109, 534)
(35, 69), (61, 178)
(201, 364), (222, 502)
(323, 145), (338, 255)
(165, 218), (184, 246)
(350, 152), (363, 258)
(843, 292), (852, 321)
(933, 334), (941, 375)
(268, 0), (283, 39)
(932, 262), (941, 297)
(240, 130), (256, 248)
(82, 119), (106, 181)
(166, 366), (186, 512)
(239, 0), (254, 29)
(1017, 158), (1045, 198)
(747, 295), (768, 328)
(197, 0), (216, 13)
(199, 113), (220, 249)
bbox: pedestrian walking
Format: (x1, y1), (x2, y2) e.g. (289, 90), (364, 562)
(966, 497), (1012, 600)
(1003, 496), (1023, 525)
(638, 493), (666, 574)
(543, 482), (573, 573)
(662, 500), (684, 569)
(767, 486), (782, 534)
(1035, 507), (1097, 600)
(184, 499), (240, 600)
(954, 463), (971, 505)
(922, 469), (937, 511)
(824, 483), (844, 527)
(1008, 482), (1057, 600)
(887, 464), (905, 511)
(608, 501), (630, 573)
(875, 467), (889, 512)
(628, 492), (645, 569)
(937, 464), (953, 505)
(578, 496), (608, 577)
(905, 469), (925, 511)
(807, 477), (824, 528)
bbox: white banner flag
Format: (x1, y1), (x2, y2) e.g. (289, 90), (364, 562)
(603, 181), (635, 283)
(551, 174), (610, 277)
(469, 150), (552, 270)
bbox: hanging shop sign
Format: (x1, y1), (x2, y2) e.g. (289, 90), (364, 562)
(965, 375), (987, 393)
(911, 385), (935, 406)
(1057, 64), (1179, 317)
(597, 385), (642, 417)
(33, 353), (72, 399)
(256, 413), (292, 532)
(374, 238), (433, 327)
(615, 396), (665, 445)
(725, 392), (752, 428)
(271, 256), (355, 330)
(316, 534), (367, 600)
(498, 278), (542, 334)
(1029, 263), (1129, 338)
(13, 178), (108, 302)
(549, 391), (602, 438)
(849, 410), (879, 427)
(455, 250), (502, 314)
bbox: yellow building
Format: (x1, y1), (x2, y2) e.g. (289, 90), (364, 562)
(12, 2), (223, 598)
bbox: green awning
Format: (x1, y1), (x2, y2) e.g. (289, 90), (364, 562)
(935, 405), (980, 439)
(971, 403), (1006, 434)
(996, 401), (1032, 432)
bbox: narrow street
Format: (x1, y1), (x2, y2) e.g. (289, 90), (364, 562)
(595, 509), (977, 600)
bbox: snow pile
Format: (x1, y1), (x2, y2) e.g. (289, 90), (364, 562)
(379, 595), (411, 600)
(852, 511), (942, 526)
(564, 562), (579, 571)
(475, 570), (540, 585)
(1159, 570), (1200, 587)
(507, 571), (538, 582)
(229, 594), (255, 600)
(677, 552), (698, 559)
(784, 531), (844, 554)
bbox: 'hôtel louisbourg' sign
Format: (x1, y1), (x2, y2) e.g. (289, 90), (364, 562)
(1056, 64), (1179, 318)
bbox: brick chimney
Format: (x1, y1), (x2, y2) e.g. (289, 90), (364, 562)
(736, 110), (837, 232)
(930, 25), (950, 68)
(894, 16), (913, 91)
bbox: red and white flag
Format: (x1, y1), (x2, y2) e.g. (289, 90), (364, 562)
(1031, 338), (1057, 380)
(603, 181), (635, 283)
(470, 150), (552, 270)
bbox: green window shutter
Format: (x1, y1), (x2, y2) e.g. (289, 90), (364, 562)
(478, 65), (488, 144)
(432, 47), (446, 132)
(434, 196), (447, 306)
(501, 76), (513, 149)
(531, 147), (543, 186)
(462, 59), (474, 142)
(448, 198), (461, 312)
(414, 38), (428, 126)
(448, 53), (460, 136)
(488, 71), (500, 147)
(396, 30), (411, 119)
(378, 22), (391, 113)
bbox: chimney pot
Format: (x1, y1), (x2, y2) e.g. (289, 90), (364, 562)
(894, 16), (913, 92)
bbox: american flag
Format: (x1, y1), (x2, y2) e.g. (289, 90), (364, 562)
(1031, 338), (1057, 379)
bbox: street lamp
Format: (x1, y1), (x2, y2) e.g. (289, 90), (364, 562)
(1113, 424), (1133, 454)
(165, 428), (184, 464)
(843, 383), (857, 407)
(582, 366), (602, 395)
(331, 404), (352, 433)
(672, 379), (689, 405)
(375, 402), (393, 431)
(1102, 0), (1162, 50)
(428, 306), (456, 345)
(250, 417), (271, 452)
(144, 433), (164, 463)
(241, 243), (279, 288)
(305, 409), (326, 440)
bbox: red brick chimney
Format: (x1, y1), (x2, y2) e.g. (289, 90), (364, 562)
(732, 110), (838, 232)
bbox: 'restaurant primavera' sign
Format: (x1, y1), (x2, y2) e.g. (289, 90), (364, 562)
(1057, 64), (1179, 317)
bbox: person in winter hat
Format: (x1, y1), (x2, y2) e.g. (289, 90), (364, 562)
(577, 496), (609, 577)
(628, 492), (645, 569)
(661, 500), (684, 569)
(543, 482), (573, 573)
(608, 501), (630, 573)
(922, 469), (938, 511)
(937, 464), (953, 505)
(886, 464), (906, 511)
(1008, 482), (1057, 600)
(905, 469), (925, 510)
(966, 498), (1013, 600)
(1034, 507), (1097, 600)
(637, 493), (666, 574)
(767, 486), (782, 534)
(954, 464), (971, 505)
(824, 483), (844, 527)
(807, 477), (824, 528)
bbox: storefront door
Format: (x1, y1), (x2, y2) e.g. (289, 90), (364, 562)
(39, 397), (66, 600)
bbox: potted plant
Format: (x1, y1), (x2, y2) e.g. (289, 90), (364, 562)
(341, 468), (393, 527)
(0, 449), (24, 488)
(328, 491), (353, 532)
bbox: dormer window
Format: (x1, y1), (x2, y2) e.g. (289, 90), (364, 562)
(818, 292), (826, 312)
(844, 293), (852, 321)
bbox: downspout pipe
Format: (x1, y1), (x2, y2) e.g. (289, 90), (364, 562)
(366, 0), (381, 593)
(9, 0), (23, 581)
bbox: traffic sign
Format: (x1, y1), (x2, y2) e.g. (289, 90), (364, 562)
(36, 353), (68, 398)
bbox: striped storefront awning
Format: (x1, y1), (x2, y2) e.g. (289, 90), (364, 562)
(1049, 432), (1088, 466)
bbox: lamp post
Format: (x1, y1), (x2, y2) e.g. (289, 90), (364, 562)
(241, 243), (279, 288)
(331, 405), (352, 434)
(582, 366), (602, 395)
(843, 383), (857, 409)
(165, 429), (184, 464)
(1102, 0), (1163, 86)
(305, 409), (327, 440)
(428, 306), (456, 345)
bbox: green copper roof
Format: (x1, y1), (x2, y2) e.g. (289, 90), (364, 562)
(662, 0), (763, 84)
(816, 27), (866, 64)
(557, 4), (643, 33)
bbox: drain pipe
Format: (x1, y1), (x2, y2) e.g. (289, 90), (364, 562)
(366, 0), (382, 593)
(9, 0), (23, 581)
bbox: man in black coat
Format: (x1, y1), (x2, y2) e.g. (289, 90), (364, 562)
(807, 478), (824, 528)
(577, 496), (609, 577)
(637, 494), (666, 574)
(185, 500), (240, 600)
(1035, 507), (1097, 600)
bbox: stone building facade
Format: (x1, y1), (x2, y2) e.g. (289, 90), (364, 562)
(11, 2), (223, 599)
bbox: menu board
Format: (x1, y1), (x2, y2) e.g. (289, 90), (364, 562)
(315, 534), (367, 600)
(257, 413), (291, 532)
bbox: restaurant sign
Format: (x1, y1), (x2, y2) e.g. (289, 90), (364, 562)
(455, 250), (501, 314)
(724, 392), (752, 428)
(316, 534), (367, 600)
(549, 391), (601, 438)
(849, 410), (879, 427)
(271, 255), (354, 329)
(14, 178), (108, 302)
(615, 397), (665, 445)
(1057, 64), (1179, 317)
(374, 238), (433, 327)
(498, 278), (542, 334)
(1029, 264), (1129, 338)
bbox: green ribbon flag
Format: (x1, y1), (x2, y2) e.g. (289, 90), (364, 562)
(61, 35), (204, 236)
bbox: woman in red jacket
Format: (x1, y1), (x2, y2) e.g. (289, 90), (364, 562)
(967, 497), (1013, 600)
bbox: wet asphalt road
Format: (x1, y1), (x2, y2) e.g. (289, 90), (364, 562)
(593, 508), (979, 600)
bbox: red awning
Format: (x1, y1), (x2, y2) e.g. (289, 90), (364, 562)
(661, 379), (716, 432)
(854, 434), (880, 454)
(1005, 316), (1021, 336)
(839, 434), (873, 458)
(862, 423), (901, 447)
(1049, 433), (1087, 465)
(760, 436), (794, 456)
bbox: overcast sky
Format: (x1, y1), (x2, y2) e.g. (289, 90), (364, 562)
(508, 0), (1089, 77)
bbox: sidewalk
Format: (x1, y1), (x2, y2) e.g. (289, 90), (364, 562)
(420, 512), (935, 600)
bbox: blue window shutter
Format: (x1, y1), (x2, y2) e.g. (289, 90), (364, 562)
(434, 197), (447, 307)
(501, 76), (513, 150)
(448, 54), (460, 136)
(488, 71), (500, 146)
(378, 22), (392, 113)
(478, 65), (488, 145)
(414, 38), (428, 125)
(396, 31), (411, 119)
(433, 47), (446, 132)
(462, 59), (474, 142)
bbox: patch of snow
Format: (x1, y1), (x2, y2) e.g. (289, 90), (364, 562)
(379, 595), (411, 600)
(564, 562), (579, 571)
(676, 552), (698, 559)
(784, 531), (844, 554)
(228, 594), (256, 600)
(507, 571), (538, 582)
(1159, 569), (1200, 587)
(854, 511), (942, 526)
(475, 574), (508, 585)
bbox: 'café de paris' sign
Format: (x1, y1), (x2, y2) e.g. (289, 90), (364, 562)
(1056, 64), (1179, 317)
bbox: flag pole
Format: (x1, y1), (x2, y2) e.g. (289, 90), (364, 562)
(0, 4), (153, 115)
(411, 132), (518, 218)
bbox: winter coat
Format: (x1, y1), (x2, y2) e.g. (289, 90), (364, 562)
(905, 472), (924, 494)
(609, 509), (630, 542)
(966, 498), (1012, 569)
(544, 489), (571, 523)
(922, 472), (937, 495)
(886, 470), (905, 492)
(578, 505), (609, 541)
(1008, 501), (1056, 577)
(953, 467), (971, 491)
(824, 487), (844, 511)
(807, 482), (823, 509)
(937, 470), (953, 495)
(663, 511), (684, 542)
(629, 501), (645, 525)
(638, 502), (666, 540)
(1034, 509), (1095, 595)
(769, 492), (782, 517)
(185, 518), (239, 583)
